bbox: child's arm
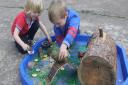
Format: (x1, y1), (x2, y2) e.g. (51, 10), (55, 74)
(39, 21), (52, 42)
(13, 27), (29, 51)
(63, 17), (80, 47)
(59, 17), (80, 60)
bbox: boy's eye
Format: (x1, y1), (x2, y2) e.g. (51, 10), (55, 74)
(32, 11), (40, 15)
(57, 23), (60, 25)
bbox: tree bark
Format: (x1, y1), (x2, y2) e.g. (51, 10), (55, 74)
(78, 29), (117, 85)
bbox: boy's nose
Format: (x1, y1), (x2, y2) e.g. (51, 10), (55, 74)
(33, 13), (40, 17)
(35, 14), (39, 17)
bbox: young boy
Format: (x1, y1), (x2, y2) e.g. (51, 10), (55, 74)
(48, 0), (80, 60)
(11, 0), (51, 54)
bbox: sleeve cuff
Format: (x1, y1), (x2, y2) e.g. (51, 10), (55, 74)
(16, 24), (22, 31)
(63, 40), (70, 48)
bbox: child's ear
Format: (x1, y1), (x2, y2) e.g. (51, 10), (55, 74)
(65, 12), (68, 17)
(61, 12), (68, 19)
(64, 12), (68, 18)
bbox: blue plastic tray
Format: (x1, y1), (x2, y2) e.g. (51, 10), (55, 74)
(19, 35), (128, 85)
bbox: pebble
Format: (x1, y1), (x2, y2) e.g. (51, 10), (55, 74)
(36, 68), (40, 72)
(34, 59), (39, 62)
(32, 73), (37, 77)
(60, 67), (65, 70)
(28, 61), (35, 69)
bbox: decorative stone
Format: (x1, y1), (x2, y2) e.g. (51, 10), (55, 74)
(32, 73), (37, 77)
(34, 59), (39, 62)
(60, 67), (64, 70)
(27, 61), (36, 69)
(36, 68), (40, 72)
(43, 55), (48, 58)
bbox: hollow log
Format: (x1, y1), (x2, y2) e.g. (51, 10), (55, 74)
(78, 29), (117, 85)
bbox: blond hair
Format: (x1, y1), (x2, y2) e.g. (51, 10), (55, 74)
(48, 0), (67, 23)
(24, 0), (44, 14)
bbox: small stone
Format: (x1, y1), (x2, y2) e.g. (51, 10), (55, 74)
(43, 57), (48, 61)
(36, 68), (40, 72)
(60, 67), (64, 70)
(34, 59), (39, 62)
(32, 73), (37, 77)
(28, 50), (34, 54)
(27, 61), (35, 69)
(43, 55), (47, 58)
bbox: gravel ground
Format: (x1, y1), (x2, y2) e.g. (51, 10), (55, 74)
(0, 0), (127, 85)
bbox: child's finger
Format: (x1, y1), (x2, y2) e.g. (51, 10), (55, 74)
(59, 51), (64, 60)
(62, 51), (67, 60)
(47, 39), (51, 42)
(59, 51), (62, 60)
(60, 53), (63, 60)
(47, 37), (52, 42)
(66, 51), (69, 57)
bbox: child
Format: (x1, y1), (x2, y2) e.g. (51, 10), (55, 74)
(11, 0), (51, 54)
(48, 0), (80, 60)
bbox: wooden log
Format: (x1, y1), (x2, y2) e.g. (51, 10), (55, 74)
(46, 62), (67, 84)
(78, 28), (117, 85)
(46, 42), (68, 84)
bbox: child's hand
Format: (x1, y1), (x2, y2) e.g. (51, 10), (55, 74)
(59, 43), (69, 60)
(22, 43), (30, 51)
(47, 36), (52, 43)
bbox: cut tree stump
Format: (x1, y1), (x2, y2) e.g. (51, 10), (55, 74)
(78, 28), (117, 85)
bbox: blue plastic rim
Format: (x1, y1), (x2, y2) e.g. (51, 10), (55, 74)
(19, 35), (128, 85)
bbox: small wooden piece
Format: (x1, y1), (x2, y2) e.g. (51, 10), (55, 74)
(46, 62), (66, 84)
(38, 47), (44, 59)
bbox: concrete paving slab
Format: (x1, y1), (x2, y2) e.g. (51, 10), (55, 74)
(0, 0), (127, 85)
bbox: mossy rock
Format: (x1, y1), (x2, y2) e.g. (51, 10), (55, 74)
(47, 42), (66, 63)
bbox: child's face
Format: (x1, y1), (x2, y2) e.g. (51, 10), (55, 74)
(54, 15), (67, 28)
(30, 11), (40, 20)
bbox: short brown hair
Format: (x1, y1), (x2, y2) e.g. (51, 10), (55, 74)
(48, 0), (67, 23)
